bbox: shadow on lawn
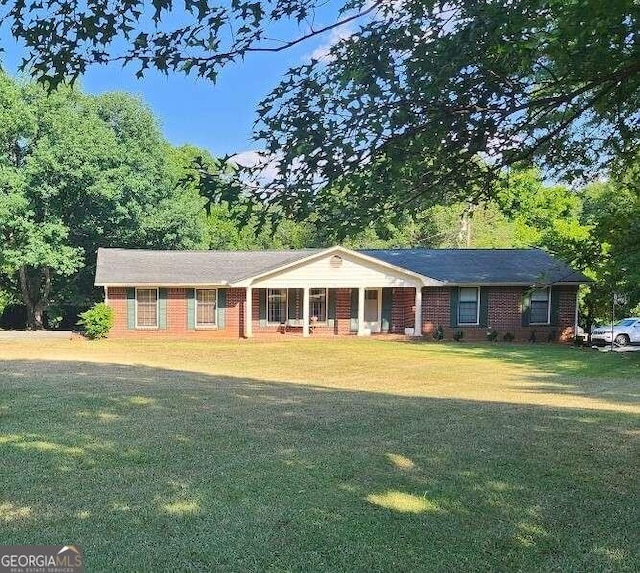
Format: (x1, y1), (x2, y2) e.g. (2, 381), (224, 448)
(400, 339), (640, 407)
(0, 359), (638, 572)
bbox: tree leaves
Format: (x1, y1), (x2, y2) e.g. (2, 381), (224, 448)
(0, 72), (208, 321)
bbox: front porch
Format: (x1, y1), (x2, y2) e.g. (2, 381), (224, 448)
(245, 287), (422, 338)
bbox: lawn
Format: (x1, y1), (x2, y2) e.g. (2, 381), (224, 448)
(0, 339), (638, 571)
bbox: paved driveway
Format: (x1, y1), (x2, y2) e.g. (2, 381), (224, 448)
(594, 344), (640, 353)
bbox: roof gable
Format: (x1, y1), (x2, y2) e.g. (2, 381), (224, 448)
(242, 246), (436, 287)
(94, 246), (589, 286)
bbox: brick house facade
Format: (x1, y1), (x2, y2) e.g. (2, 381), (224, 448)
(105, 285), (579, 343)
(97, 246), (586, 343)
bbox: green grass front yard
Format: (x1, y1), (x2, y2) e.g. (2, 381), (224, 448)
(0, 339), (638, 571)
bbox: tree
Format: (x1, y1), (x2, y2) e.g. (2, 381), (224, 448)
(255, 0), (640, 223)
(0, 72), (207, 328)
(579, 176), (640, 323)
(2, 1), (639, 226)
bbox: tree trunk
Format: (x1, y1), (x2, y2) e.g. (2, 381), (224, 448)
(458, 202), (476, 247)
(18, 266), (49, 330)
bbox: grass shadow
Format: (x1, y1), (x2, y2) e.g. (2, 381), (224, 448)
(397, 339), (640, 407)
(0, 358), (638, 571)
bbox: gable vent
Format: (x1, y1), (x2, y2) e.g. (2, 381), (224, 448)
(329, 255), (343, 268)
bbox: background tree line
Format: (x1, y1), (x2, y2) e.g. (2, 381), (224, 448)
(0, 71), (637, 330)
(1, 0), (639, 331)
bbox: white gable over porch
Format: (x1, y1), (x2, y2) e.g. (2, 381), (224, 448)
(234, 246), (440, 289)
(235, 246), (440, 339)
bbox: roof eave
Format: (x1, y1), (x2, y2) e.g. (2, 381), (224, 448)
(232, 245), (444, 286)
(439, 280), (589, 286)
(96, 282), (231, 287)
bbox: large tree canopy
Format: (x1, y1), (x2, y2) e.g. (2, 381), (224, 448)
(0, 72), (207, 328)
(2, 0), (640, 224)
(256, 0), (640, 225)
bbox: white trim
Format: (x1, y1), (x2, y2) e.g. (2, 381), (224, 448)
(96, 282), (229, 287)
(135, 287), (159, 329)
(457, 286), (480, 326)
(414, 287), (423, 337)
(194, 288), (218, 329)
(357, 286), (366, 336)
(234, 246), (441, 287)
(529, 287), (552, 325)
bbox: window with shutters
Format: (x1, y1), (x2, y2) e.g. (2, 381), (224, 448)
(457, 287), (479, 325)
(196, 289), (217, 327)
(136, 288), (158, 328)
(529, 288), (551, 324)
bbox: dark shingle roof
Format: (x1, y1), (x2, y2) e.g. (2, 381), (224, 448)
(360, 248), (588, 284)
(95, 247), (588, 286)
(94, 248), (319, 285)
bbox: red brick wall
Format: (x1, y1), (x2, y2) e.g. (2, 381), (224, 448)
(106, 285), (577, 343)
(106, 287), (243, 338)
(422, 287), (451, 337)
(391, 287), (415, 333)
(421, 285), (577, 342)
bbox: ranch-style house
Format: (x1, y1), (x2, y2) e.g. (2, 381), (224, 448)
(94, 246), (587, 341)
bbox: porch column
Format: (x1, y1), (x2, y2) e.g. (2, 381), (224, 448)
(414, 285), (423, 337)
(244, 287), (253, 338)
(357, 286), (366, 336)
(302, 287), (310, 337)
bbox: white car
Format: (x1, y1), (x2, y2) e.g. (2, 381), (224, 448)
(591, 318), (640, 346)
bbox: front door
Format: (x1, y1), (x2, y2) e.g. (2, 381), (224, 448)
(364, 288), (381, 333)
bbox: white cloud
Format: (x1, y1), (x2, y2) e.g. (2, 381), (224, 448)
(230, 150), (280, 181)
(308, 23), (355, 62)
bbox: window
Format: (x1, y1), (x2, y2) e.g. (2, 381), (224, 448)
(530, 288), (550, 324)
(136, 288), (158, 328)
(458, 287), (479, 325)
(196, 289), (217, 327)
(268, 289), (287, 324)
(309, 288), (327, 322)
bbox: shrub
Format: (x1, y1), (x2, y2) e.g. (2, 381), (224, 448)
(453, 330), (464, 342)
(547, 330), (557, 342)
(0, 304), (28, 329)
(432, 324), (444, 341)
(77, 303), (114, 339)
(528, 330), (537, 343)
(486, 330), (498, 342)
(45, 305), (64, 330)
(503, 332), (515, 342)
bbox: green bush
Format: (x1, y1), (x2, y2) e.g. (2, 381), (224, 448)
(432, 324), (444, 341)
(486, 330), (498, 342)
(503, 332), (515, 342)
(77, 303), (114, 339)
(453, 330), (464, 342)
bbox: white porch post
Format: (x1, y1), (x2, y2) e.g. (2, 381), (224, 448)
(302, 287), (310, 337)
(414, 285), (423, 337)
(245, 286), (253, 338)
(357, 286), (366, 336)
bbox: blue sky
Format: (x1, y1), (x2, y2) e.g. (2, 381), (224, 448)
(0, 7), (346, 159)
